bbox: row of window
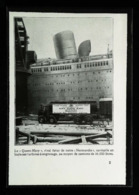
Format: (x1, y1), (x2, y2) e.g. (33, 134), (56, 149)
(50, 65), (71, 71)
(72, 97), (94, 100)
(32, 68), (42, 73)
(31, 69), (112, 74)
(77, 61), (109, 69)
(32, 86), (110, 91)
(46, 82), (66, 85)
(32, 96), (100, 100)
(31, 60), (110, 73)
(32, 79), (110, 86)
(31, 71), (112, 81)
(73, 97), (94, 100)
(84, 61), (109, 68)
(31, 65), (72, 73)
(77, 64), (81, 68)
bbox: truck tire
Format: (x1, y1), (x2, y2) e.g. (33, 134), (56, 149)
(49, 116), (57, 124)
(74, 116), (81, 124)
(38, 116), (45, 124)
(85, 116), (93, 124)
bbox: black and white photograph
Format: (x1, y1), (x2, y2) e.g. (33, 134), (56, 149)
(15, 16), (113, 145)
(9, 12), (127, 185)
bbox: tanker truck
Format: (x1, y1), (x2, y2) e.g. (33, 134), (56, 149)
(38, 101), (98, 124)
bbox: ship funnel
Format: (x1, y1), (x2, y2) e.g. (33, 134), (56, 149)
(53, 30), (78, 60)
(78, 40), (91, 57)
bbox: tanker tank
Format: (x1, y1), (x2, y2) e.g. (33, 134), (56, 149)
(53, 30), (78, 60)
(78, 40), (91, 57)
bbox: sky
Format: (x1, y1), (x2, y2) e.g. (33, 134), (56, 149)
(23, 17), (113, 59)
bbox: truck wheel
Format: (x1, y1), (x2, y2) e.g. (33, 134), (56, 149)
(74, 116), (81, 124)
(49, 117), (57, 124)
(98, 120), (104, 127)
(85, 116), (92, 124)
(38, 116), (45, 124)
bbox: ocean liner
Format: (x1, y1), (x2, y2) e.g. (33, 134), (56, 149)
(27, 30), (113, 116)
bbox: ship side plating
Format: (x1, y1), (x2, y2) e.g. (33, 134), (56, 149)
(28, 55), (113, 114)
(27, 30), (113, 117)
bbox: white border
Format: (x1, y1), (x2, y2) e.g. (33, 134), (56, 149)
(9, 12), (127, 185)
